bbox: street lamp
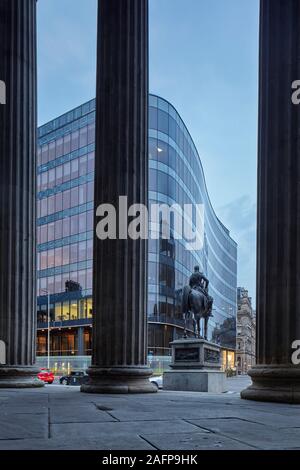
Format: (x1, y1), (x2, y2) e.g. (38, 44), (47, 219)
(41, 289), (50, 370)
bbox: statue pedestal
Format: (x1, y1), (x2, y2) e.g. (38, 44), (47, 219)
(163, 339), (226, 393)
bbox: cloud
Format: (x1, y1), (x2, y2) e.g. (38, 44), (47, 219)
(218, 195), (257, 302)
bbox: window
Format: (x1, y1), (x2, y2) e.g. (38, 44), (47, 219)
(41, 144), (49, 164)
(87, 152), (94, 173)
(148, 262), (157, 284)
(79, 299), (85, 319)
(48, 195), (55, 215)
(64, 134), (71, 154)
(71, 159), (79, 179)
(157, 170), (168, 195)
(40, 225), (47, 244)
(87, 239), (93, 259)
(41, 199), (47, 217)
(86, 268), (92, 289)
(149, 107), (158, 130)
(70, 215), (79, 235)
(87, 211), (93, 230)
(87, 122), (95, 144)
(78, 270), (86, 290)
(78, 241), (86, 262)
(70, 244), (78, 263)
(149, 138), (158, 160)
(49, 141), (55, 161)
(63, 190), (71, 210)
(79, 184), (86, 204)
(48, 249), (55, 268)
(62, 217), (70, 238)
(56, 138), (63, 158)
(55, 219), (62, 239)
(79, 155), (87, 176)
(40, 251), (48, 270)
(62, 301), (70, 321)
(157, 109), (169, 134)
(55, 192), (63, 212)
(54, 274), (62, 293)
(71, 187), (79, 207)
(79, 213), (86, 233)
(70, 301), (78, 320)
(40, 277), (47, 294)
(149, 169), (157, 192)
(157, 140), (169, 165)
(87, 181), (94, 202)
(56, 165), (63, 185)
(55, 247), (62, 267)
(62, 273), (69, 291)
(37, 304), (47, 324)
(62, 245), (70, 265)
(48, 169), (55, 189)
(47, 276), (54, 294)
(41, 172), (48, 191)
(63, 162), (71, 182)
(71, 130), (79, 151)
(169, 116), (177, 141)
(48, 222), (55, 242)
(79, 127), (88, 148)
(86, 298), (93, 318)
(69, 272), (78, 283)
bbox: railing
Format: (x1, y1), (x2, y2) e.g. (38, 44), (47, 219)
(36, 354), (171, 375)
(37, 349), (92, 357)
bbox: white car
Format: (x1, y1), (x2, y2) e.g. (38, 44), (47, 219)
(150, 375), (163, 389)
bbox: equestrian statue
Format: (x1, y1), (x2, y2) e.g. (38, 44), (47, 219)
(182, 266), (213, 340)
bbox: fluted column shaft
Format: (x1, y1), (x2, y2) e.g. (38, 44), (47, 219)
(241, 0), (300, 403)
(0, 0), (42, 387)
(81, 0), (155, 393)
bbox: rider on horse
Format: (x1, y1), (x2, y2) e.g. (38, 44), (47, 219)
(183, 266), (213, 340)
(189, 266), (209, 294)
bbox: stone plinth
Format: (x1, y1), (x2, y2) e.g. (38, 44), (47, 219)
(163, 339), (225, 393)
(169, 339), (222, 370)
(163, 370), (226, 393)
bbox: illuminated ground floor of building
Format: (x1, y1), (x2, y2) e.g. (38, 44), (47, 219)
(36, 320), (236, 375)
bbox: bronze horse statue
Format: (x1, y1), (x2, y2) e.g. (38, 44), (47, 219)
(182, 267), (213, 340)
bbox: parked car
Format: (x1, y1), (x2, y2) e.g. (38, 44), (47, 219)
(38, 368), (54, 384)
(150, 375), (163, 389)
(59, 371), (89, 386)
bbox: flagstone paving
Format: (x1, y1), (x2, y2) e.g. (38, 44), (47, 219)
(0, 376), (299, 450)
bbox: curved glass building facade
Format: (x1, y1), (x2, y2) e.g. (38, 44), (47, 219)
(147, 95), (237, 356)
(36, 94), (237, 373)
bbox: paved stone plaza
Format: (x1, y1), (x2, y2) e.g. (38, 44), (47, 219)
(0, 377), (299, 450)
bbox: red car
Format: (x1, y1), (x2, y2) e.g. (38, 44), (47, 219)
(38, 368), (54, 384)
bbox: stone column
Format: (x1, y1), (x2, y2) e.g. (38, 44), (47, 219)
(241, 0), (300, 403)
(81, 0), (156, 393)
(0, 0), (42, 387)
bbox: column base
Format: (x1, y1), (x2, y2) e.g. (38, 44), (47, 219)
(241, 365), (300, 404)
(81, 366), (158, 394)
(0, 366), (44, 389)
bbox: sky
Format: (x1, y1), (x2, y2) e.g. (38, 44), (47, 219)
(37, 0), (259, 303)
